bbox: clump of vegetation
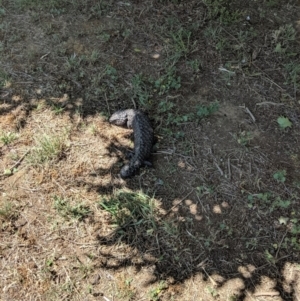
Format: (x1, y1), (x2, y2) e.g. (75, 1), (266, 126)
(277, 116), (292, 129)
(273, 169), (286, 183)
(196, 102), (219, 118)
(0, 201), (15, 221)
(0, 131), (18, 145)
(53, 196), (91, 221)
(237, 131), (253, 146)
(99, 190), (158, 229)
(154, 67), (181, 96)
(27, 133), (67, 165)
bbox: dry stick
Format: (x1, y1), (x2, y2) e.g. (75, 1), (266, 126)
(256, 101), (285, 106)
(104, 93), (110, 116)
(131, 97), (137, 109)
(253, 65), (284, 90)
(275, 230), (288, 259)
(164, 190), (194, 217)
(227, 158), (231, 180)
(253, 291), (280, 297)
(202, 267), (217, 286)
(214, 161), (224, 176)
(1, 150), (30, 178)
(245, 107), (256, 122)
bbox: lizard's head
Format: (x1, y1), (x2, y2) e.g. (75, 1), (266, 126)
(109, 110), (128, 126)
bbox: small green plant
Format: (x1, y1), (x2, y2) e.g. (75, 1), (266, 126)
(51, 105), (65, 115)
(149, 281), (167, 301)
(284, 63), (300, 87)
(272, 24), (296, 54)
(206, 286), (219, 297)
(0, 201), (15, 221)
(273, 170), (286, 183)
(116, 276), (136, 301)
(98, 32), (110, 42)
(131, 74), (151, 107)
(0, 69), (10, 88)
(203, 0), (241, 24)
(170, 27), (193, 59)
(220, 222), (233, 236)
(204, 26), (227, 51)
(247, 192), (291, 212)
(277, 116), (292, 129)
(196, 185), (215, 196)
(99, 190), (158, 229)
(187, 59), (202, 72)
(28, 134), (67, 164)
(196, 102), (219, 119)
(154, 67), (181, 95)
(237, 131), (252, 146)
(105, 64), (118, 81)
(89, 50), (101, 64)
(0, 132), (18, 145)
(53, 196), (91, 220)
(264, 250), (276, 264)
(64, 53), (83, 71)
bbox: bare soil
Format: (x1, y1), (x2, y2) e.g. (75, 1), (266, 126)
(1, 0), (300, 300)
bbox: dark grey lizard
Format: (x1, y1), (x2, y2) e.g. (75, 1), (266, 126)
(109, 109), (154, 178)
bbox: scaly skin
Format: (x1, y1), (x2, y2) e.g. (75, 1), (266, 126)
(109, 109), (153, 178)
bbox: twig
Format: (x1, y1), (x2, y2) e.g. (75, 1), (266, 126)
(202, 267), (217, 286)
(245, 107), (256, 122)
(164, 190), (194, 216)
(131, 97), (137, 109)
(255, 101), (285, 106)
(252, 62), (285, 91)
(104, 93), (110, 116)
(40, 52), (50, 59)
(214, 161), (224, 176)
(5, 150), (30, 174)
(275, 230), (288, 259)
(253, 291), (280, 297)
(227, 158), (231, 180)
(218, 67), (236, 75)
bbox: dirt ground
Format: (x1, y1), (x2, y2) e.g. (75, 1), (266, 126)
(1, 0), (300, 300)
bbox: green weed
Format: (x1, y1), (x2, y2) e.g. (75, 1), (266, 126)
(28, 134), (67, 165)
(247, 192), (291, 212)
(277, 116), (292, 129)
(131, 74), (151, 107)
(51, 105), (65, 115)
(170, 27), (194, 59)
(196, 102), (219, 119)
(272, 24), (296, 54)
(187, 59), (202, 72)
(0, 201), (15, 221)
(105, 64), (118, 81)
(116, 276), (136, 301)
(53, 196), (91, 221)
(204, 26), (227, 51)
(273, 170), (286, 183)
(206, 286), (219, 297)
(203, 0), (241, 24)
(264, 250), (276, 264)
(0, 132), (18, 145)
(149, 281), (167, 301)
(64, 54), (83, 71)
(284, 63), (300, 87)
(154, 67), (181, 96)
(0, 69), (10, 88)
(99, 190), (158, 229)
(237, 131), (253, 147)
